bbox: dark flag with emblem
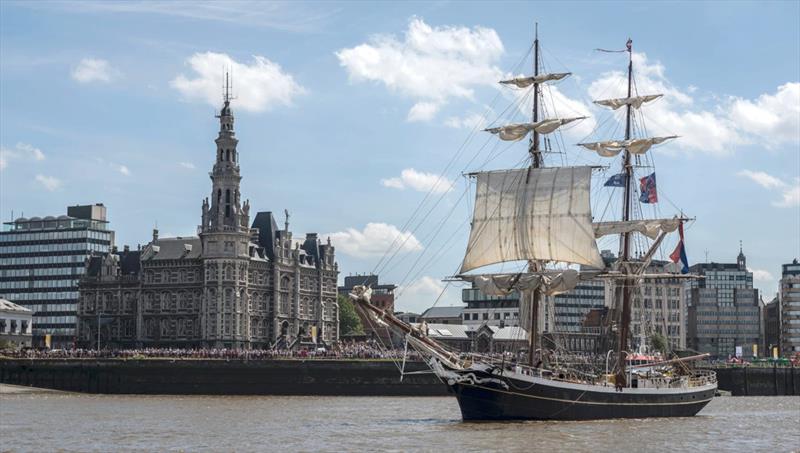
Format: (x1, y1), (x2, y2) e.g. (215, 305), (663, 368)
(604, 173), (626, 187)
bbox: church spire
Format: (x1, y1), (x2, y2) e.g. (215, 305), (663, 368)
(203, 71), (243, 234)
(737, 240), (746, 270)
(217, 72), (235, 136)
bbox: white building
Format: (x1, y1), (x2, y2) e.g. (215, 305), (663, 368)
(0, 298), (33, 349)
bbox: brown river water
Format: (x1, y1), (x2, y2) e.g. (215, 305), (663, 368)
(0, 393), (797, 452)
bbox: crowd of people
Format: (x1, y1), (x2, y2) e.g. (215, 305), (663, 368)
(0, 340), (422, 361)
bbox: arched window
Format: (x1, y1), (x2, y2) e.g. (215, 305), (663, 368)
(217, 189), (221, 203)
(225, 149), (230, 161)
(226, 189), (231, 203)
(232, 151), (236, 162)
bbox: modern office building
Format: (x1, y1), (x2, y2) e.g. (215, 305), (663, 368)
(687, 246), (761, 358)
(629, 260), (687, 350)
(0, 204), (113, 347)
(763, 296), (781, 357)
(461, 285), (520, 327)
(780, 259), (800, 355)
(461, 250), (613, 332)
(552, 279), (606, 333)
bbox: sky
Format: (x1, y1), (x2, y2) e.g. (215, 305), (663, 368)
(1, 1), (798, 313)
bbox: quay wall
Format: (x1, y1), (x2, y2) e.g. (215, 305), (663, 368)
(708, 366), (799, 396)
(1, 359), (797, 396)
(0, 359), (448, 396)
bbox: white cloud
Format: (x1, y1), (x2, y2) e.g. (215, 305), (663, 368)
(737, 170), (800, 208)
(118, 165), (130, 176)
(748, 268), (774, 282)
(15, 142), (45, 161)
(728, 82), (800, 147)
(444, 112), (487, 130)
(407, 102), (440, 122)
(336, 17), (504, 121)
(774, 180), (800, 208)
(171, 52), (306, 112)
(737, 170), (785, 189)
(179, 162), (196, 170)
(35, 174), (62, 191)
(588, 53), (742, 154)
(381, 168), (453, 194)
(395, 276), (462, 313)
(71, 58), (116, 83)
(510, 84), (596, 141)
(0, 142), (46, 170)
(586, 54), (799, 154)
(327, 223), (422, 258)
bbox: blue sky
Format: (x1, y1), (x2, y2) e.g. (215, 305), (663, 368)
(1, 1), (798, 313)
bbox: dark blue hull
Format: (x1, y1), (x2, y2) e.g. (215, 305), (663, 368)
(447, 375), (716, 421)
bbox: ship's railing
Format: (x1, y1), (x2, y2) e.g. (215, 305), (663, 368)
(688, 370), (717, 387)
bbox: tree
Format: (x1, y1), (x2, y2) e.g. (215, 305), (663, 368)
(649, 332), (669, 356)
(338, 294), (364, 336)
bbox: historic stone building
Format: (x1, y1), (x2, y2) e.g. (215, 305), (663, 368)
(77, 93), (339, 349)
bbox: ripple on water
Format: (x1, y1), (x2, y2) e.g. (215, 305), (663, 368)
(0, 395), (797, 452)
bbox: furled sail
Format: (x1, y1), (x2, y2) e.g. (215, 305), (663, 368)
(578, 136), (677, 157)
(461, 269), (583, 296)
(485, 117), (586, 141)
(593, 218), (681, 240)
(499, 72), (571, 88)
(594, 94), (662, 110)
(460, 166), (605, 273)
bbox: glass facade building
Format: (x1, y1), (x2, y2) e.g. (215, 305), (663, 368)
(687, 249), (760, 359)
(0, 204), (113, 347)
(780, 259), (800, 355)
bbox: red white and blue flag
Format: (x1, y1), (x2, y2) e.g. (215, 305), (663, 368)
(670, 222), (689, 274)
(639, 172), (658, 203)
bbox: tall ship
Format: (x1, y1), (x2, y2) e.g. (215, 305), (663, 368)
(351, 28), (717, 420)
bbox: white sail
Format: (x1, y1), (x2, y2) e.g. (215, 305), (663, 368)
(462, 269), (582, 296)
(499, 72), (570, 88)
(594, 94), (663, 110)
(461, 166), (604, 273)
(593, 218), (681, 240)
(578, 136), (677, 157)
(485, 117), (586, 141)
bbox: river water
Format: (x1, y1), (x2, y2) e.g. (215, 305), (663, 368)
(1, 393), (797, 452)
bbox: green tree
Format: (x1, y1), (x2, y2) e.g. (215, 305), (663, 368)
(649, 332), (669, 356)
(338, 294), (364, 336)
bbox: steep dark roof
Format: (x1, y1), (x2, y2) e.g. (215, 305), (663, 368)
(252, 211), (279, 260)
(302, 233), (320, 267)
(118, 250), (141, 275)
(86, 255), (104, 277)
(145, 237), (201, 261)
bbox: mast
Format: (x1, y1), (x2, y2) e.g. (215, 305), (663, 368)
(616, 38), (634, 389)
(527, 23), (542, 367)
